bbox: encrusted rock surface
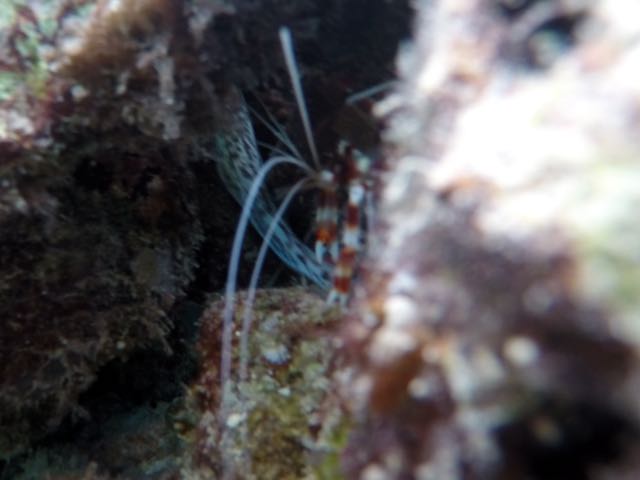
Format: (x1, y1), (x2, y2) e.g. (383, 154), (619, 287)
(0, 0), (207, 458)
(340, 1), (640, 478)
(0, 0), (409, 475)
(179, 288), (344, 480)
(6, 0), (638, 478)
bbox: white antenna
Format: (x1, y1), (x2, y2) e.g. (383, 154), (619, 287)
(345, 80), (397, 104)
(279, 27), (321, 171)
(219, 154), (312, 421)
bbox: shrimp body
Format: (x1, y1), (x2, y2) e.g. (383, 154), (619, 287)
(211, 31), (374, 478)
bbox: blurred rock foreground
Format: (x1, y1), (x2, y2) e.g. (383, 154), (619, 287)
(1, 0), (639, 479)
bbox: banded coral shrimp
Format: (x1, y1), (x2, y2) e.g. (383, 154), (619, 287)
(209, 27), (381, 477)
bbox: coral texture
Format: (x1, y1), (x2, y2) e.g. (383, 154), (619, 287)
(340, 0), (640, 478)
(14, 0), (639, 478)
(0, 0), (411, 472)
(0, 0), (206, 457)
(179, 288), (344, 480)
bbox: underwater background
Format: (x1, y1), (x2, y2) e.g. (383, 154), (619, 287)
(1, 0), (639, 479)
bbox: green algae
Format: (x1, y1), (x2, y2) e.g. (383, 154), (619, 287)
(182, 288), (350, 479)
(0, 1), (94, 102)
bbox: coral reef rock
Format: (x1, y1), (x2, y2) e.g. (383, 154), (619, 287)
(340, 0), (640, 479)
(0, 0), (209, 457)
(0, 0), (411, 468)
(179, 288), (345, 480)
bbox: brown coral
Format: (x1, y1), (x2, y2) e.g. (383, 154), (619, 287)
(0, 0), (207, 457)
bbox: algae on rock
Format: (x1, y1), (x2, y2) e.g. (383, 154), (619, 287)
(339, 1), (640, 478)
(180, 288), (347, 480)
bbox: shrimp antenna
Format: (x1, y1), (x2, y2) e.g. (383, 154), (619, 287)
(250, 104), (304, 161)
(226, 176), (311, 477)
(219, 154), (313, 421)
(238, 176), (311, 383)
(345, 79), (397, 104)
(279, 26), (320, 171)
